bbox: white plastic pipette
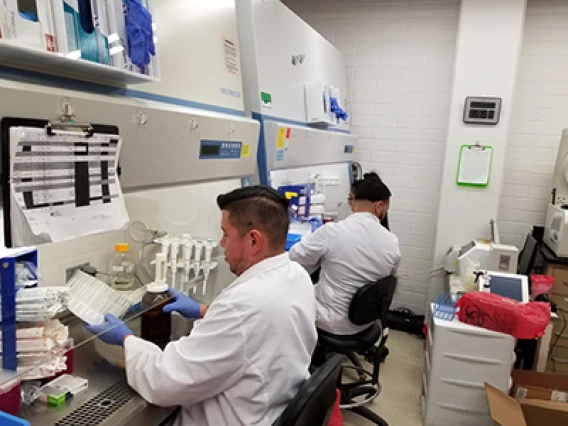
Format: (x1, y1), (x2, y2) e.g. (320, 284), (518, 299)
(202, 239), (217, 295)
(192, 241), (204, 294)
(183, 240), (194, 293)
(170, 241), (180, 290)
(161, 239), (171, 269)
(155, 252), (167, 284)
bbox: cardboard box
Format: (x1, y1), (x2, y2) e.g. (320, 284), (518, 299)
(511, 370), (568, 403)
(486, 383), (568, 425)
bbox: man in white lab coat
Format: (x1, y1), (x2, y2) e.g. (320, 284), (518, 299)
(289, 176), (401, 336)
(86, 186), (317, 426)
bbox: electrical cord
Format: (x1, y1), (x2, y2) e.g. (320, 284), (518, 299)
(549, 308), (568, 373)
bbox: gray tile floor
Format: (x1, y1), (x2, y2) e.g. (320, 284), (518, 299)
(343, 331), (424, 426)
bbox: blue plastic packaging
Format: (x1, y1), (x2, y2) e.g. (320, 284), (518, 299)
(285, 233), (302, 252)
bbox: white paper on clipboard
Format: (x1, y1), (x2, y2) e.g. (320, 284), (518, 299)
(457, 145), (493, 186)
(9, 127), (129, 243)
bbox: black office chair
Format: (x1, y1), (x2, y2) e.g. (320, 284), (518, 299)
(273, 354), (343, 426)
(317, 276), (397, 426)
(518, 233), (539, 275)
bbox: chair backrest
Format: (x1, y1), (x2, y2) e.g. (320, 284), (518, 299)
(348, 275), (397, 326)
(517, 234), (538, 275)
(273, 354), (343, 426)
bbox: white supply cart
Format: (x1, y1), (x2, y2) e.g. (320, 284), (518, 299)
(422, 304), (515, 426)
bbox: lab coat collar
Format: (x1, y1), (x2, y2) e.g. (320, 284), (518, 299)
(227, 253), (290, 289)
(353, 211), (381, 223)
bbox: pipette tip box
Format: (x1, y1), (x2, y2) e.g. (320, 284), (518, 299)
(39, 374), (88, 406)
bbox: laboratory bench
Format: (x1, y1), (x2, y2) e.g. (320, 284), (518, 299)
(16, 317), (181, 426)
(12, 269), (227, 425)
(533, 244), (568, 374)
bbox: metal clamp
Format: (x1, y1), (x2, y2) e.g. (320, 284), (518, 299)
(46, 97), (94, 137)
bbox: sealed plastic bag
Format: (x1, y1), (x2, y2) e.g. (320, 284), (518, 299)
(455, 291), (550, 339)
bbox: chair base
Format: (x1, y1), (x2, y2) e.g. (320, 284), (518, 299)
(347, 406), (389, 426)
(338, 352), (388, 425)
(339, 364), (381, 408)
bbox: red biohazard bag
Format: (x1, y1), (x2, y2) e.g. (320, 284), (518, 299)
(328, 390), (343, 426)
(455, 291), (550, 339)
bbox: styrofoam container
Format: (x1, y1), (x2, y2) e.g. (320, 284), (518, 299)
(67, 272), (131, 325)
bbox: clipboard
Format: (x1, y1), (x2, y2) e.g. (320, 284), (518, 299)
(456, 143), (493, 188)
(1, 117), (120, 247)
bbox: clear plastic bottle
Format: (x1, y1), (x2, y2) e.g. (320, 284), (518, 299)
(110, 243), (135, 291)
(141, 282), (171, 349)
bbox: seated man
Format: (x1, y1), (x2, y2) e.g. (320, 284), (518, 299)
(86, 186), (317, 426)
(289, 176), (401, 336)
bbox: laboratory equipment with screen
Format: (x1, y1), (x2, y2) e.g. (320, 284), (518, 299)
(444, 239), (519, 276)
(478, 271), (529, 303)
(545, 129), (568, 258)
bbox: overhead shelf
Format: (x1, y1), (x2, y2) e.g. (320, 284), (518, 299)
(0, 41), (158, 86)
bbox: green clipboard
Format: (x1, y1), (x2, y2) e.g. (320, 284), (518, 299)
(456, 143), (493, 188)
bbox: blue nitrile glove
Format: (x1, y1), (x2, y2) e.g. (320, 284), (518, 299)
(329, 97), (349, 121)
(126, 0), (156, 66)
(84, 314), (134, 346)
(307, 216), (324, 232)
(162, 288), (201, 319)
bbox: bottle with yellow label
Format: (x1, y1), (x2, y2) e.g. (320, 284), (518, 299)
(110, 243), (135, 291)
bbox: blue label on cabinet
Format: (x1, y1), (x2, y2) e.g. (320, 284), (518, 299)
(276, 149), (285, 162)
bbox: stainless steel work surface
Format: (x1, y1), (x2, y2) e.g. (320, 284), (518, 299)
(19, 321), (177, 426)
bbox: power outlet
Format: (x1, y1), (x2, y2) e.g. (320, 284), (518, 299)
(66, 263), (91, 282)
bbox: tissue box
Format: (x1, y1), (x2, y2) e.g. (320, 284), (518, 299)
(0, 0), (56, 52)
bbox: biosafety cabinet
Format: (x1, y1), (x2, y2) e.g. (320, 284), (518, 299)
(138, 0), (245, 114)
(237, 0), (350, 129)
(237, 0), (358, 220)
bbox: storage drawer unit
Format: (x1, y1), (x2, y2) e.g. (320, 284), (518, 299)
(422, 305), (515, 426)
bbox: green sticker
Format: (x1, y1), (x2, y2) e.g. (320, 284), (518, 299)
(261, 91), (272, 108)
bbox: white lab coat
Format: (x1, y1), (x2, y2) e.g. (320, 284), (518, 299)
(124, 253), (317, 426)
(289, 212), (401, 335)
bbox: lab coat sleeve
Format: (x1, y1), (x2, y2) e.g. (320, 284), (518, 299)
(288, 226), (330, 267)
(391, 236), (402, 276)
(124, 298), (246, 408)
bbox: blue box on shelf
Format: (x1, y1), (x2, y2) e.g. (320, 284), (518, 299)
(278, 184), (315, 219)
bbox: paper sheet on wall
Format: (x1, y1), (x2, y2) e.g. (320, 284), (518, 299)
(9, 127), (129, 243)
(457, 145), (493, 187)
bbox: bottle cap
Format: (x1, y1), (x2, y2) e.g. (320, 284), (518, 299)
(115, 243), (129, 253)
(146, 282), (169, 293)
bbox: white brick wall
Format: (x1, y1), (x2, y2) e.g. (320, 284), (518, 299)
(499, 0), (568, 248)
(283, 0), (459, 314)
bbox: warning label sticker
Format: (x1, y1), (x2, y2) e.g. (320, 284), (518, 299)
(222, 36), (239, 76)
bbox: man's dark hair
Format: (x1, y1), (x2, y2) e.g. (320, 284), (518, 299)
(216, 186), (290, 249)
(354, 173), (391, 203)
(351, 171), (383, 192)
